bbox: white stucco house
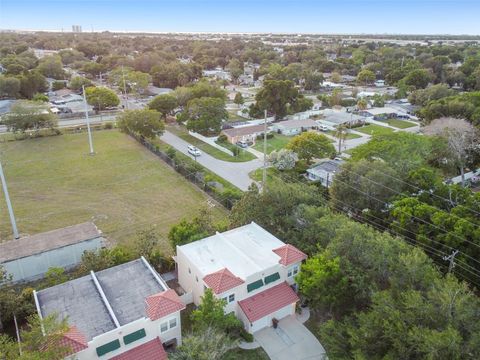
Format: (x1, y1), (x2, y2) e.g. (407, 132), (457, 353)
(175, 222), (307, 333)
(306, 159), (344, 187)
(34, 258), (185, 359)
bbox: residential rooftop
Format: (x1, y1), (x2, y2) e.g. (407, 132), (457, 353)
(177, 222), (286, 279)
(222, 124), (266, 137)
(308, 159), (343, 174)
(35, 258), (167, 341)
(274, 118), (318, 129)
(320, 109), (365, 125)
(0, 222), (102, 263)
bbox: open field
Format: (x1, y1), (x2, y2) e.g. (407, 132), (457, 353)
(385, 119), (418, 129)
(0, 130), (226, 251)
(167, 125), (256, 162)
(252, 134), (291, 154)
(326, 130), (362, 140)
(355, 124), (395, 136)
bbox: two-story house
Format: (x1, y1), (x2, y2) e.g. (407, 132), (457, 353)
(175, 222), (307, 333)
(34, 258), (185, 359)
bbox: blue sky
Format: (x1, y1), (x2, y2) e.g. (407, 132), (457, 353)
(0, 0), (478, 34)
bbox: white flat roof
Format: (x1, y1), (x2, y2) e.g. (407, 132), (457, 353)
(178, 222), (285, 279)
(366, 107), (399, 115)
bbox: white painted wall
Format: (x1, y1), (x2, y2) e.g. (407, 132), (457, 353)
(73, 311), (182, 359)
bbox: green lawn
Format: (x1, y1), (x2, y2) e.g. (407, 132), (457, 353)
(222, 348), (270, 360)
(326, 130), (362, 140)
(386, 119), (417, 129)
(355, 124), (395, 136)
(252, 134), (291, 154)
(167, 125), (256, 162)
(0, 130), (226, 250)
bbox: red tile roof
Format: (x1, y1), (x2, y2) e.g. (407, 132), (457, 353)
(145, 289), (185, 321)
(203, 268), (245, 294)
(110, 338), (167, 360)
(58, 326), (88, 356)
(238, 282), (299, 323)
(272, 244), (307, 266)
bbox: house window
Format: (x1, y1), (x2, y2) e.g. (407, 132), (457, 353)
(228, 294), (235, 303)
(288, 265), (299, 278)
(169, 318), (177, 329)
(264, 272), (280, 285)
(247, 279), (264, 292)
(188, 268), (191, 274)
(160, 321), (168, 333)
(123, 328), (146, 345)
(96, 339), (121, 357)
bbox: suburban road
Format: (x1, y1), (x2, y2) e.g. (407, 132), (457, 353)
(160, 131), (263, 191)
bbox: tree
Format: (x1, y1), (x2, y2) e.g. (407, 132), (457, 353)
(109, 67), (151, 94)
(117, 109), (165, 140)
(36, 55), (65, 79)
(408, 83), (454, 106)
(168, 209), (216, 249)
(286, 132), (336, 163)
(268, 149), (298, 170)
(251, 80), (301, 120)
(43, 267), (68, 287)
(191, 289), (242, 333)
(356, 69), (375, 85)
(4, 100), (57, 133)
(233, 92), (244, 106)
(296, 254), (349, 314)
(304, 72), (324, 91)
(334, 125), (348, 153)
(170, 327), (238, 360)
(356, 98), (368, 110)
(184, 97), (227, 135)
(227, 58), (243, 84)
(133, 227), (159, 261)
(331, 72), (342, 83)
(148, 93), (178, 119)
(0, 76), (20, 98)
(403, 68), (431, 89)
(19, 71), (47, 99)
(68, 76), (92, 91)
(32, 93), (49, 102)
(85, 86), (120, 111)
(424, 117), (479, 186)
(330, 159), (404, 215)
(77, 248), (114, 275)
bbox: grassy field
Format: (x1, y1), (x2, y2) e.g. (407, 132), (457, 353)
(326, 130), (362, 140)
(355, 124), (394, 136)
(386, 119), (417, 129)
(0, 130), (226, 251)
(223, 348), (270, 360)
(167, 125), (256, 162)
(252, 134), (291, 154)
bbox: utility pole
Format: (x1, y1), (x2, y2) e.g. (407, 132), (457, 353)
(262, 110), (268, 193)
(121, 66), (129, 110)
(0, 161), (19, 239)
(443, 250), (459, 273)
(82, 85), (95, 155)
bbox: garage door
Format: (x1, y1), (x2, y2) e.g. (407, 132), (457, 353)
(250, 303), (294, 333)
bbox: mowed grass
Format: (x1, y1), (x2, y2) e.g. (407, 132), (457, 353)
(326, 130), (362, 140)
(356, 124), (394, 136)
(167, 125), (256, 162)
(0, 130), (226, 251)
(252, 134), (291, 154)
(386, 119), (417, 129)
(222, 348), (270, 360)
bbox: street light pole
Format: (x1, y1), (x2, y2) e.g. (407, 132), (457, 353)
(262, 109), (268, 193)
(82, 85), (95, 155)
(0, 161), (19, 239)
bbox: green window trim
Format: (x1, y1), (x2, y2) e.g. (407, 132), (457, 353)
(264, 272), (280, 285)
(247, 279), (264, 292)
(96, 339), (121, 357)
(123, 328), (146, 345)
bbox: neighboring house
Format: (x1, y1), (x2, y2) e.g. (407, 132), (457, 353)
(306, 159), (343, 187)
(0, 222), (104, 283)
(221, 124), (268, 144)
(359, 107), (400, 120)
(387, 100), (418, 116)
(374, 80), (386, 87)
(175, 222), (307, 334)
(202, 68), (231, 81)
(319, 109), (365, 128)
(34, 258), (185, 359)
(272, 119), (318, 136)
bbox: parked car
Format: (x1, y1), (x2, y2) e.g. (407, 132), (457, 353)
(187, 145), (201, 157)
(236, 140), (249, 148)
(318, 125), (329, 131)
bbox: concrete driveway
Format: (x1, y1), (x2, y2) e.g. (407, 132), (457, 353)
(160, 131), (263, 191)
(254, 316), (327, 360)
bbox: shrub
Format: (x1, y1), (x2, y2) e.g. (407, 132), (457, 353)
(240, 329), (254, 343)
(103, 122), (113, 129)
(217, 134), (228, 143)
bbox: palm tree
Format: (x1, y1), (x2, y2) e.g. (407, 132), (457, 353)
(335, 125), (348, 154)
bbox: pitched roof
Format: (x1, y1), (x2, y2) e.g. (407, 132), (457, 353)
(110, 338), (167, 360)
(272, 244), (307, 266)
(222, 124), (266, 137)
(238, 282), (299, 323)
(203, 268), (245, 294)
(145, 289), (185, 321)
(0, 222), (102, 263)
(57, 326), (88, 356)
(274, 119), (318, 129)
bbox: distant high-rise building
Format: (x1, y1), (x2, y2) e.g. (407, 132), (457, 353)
(72, 25), (82, 33)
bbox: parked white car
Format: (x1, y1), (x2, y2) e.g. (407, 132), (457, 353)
(318, 125), (329, 132)
(187, 145), (201, 157)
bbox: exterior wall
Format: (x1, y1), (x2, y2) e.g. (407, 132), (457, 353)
(176, 247), (207, 306)
(249, 303), (295, 333)
(3, 237), (104, 283)
(74, 312), (182, 359)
